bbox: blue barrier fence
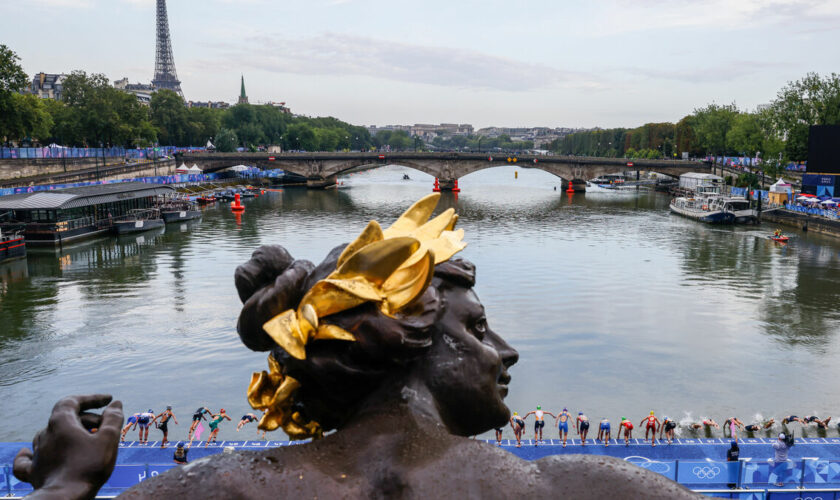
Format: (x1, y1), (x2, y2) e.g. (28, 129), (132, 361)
(785, 204), (840, 219)
(0, 174), (224, 197)
(0, 146), (206, 160)
(5, 459), (840, 497)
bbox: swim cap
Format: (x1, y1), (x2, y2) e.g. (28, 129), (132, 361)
(148, 409), (153, 412)
(221, 408), (226, 412)
(731, 441), (737, 446)
(650, 411), (654, 415)
(578, 412), (583, 415)
(167, 405), (172, 410)
(563, 407), (567, 411)
(779, 433), (786, 439)
(537, 405), (541, 410)
(514, 412), (518, 416)
(621, 417), (626, 421)
(177, 442), (184, 448)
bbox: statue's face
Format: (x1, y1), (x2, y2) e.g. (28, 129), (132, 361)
(422, 285), (518, 436)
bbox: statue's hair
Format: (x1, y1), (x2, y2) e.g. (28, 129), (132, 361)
(235, 244), (475, 432)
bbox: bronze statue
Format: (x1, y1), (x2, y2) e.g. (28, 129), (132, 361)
(15, 194), (699, 498)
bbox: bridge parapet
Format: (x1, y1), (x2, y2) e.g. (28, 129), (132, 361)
(177, 152), (710, 189)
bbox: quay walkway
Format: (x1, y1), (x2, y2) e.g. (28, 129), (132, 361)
(5, 439), (840, 498)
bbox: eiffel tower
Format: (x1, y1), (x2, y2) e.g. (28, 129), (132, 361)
(151, 0), (183, 98)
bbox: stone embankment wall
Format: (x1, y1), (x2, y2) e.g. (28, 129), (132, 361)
(762, 209), (840, 238)
(0, 159), (175, 187)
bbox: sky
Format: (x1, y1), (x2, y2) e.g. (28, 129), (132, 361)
(3, 0), (840, 129)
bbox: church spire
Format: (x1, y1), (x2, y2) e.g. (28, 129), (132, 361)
(238, 74), (249, 104)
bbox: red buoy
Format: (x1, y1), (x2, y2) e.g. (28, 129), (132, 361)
(566, 180), (575, 193)
(433, 177), (441, 192)
(452, 179), (461, 193)
(231, 193), (245, 212)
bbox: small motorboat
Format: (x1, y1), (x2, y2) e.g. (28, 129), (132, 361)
(769, 235), (790, 243)
(113, 209), (165, 234)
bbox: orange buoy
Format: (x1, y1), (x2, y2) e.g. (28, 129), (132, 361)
(231, 193), (245, 212)
(452, 179), (461, 193)
(566, 180), (575, 193)
(433, 177), (441, 192)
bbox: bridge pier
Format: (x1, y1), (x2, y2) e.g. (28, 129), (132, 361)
(306, 176), (337, 189)
(437, 178), (457, 191)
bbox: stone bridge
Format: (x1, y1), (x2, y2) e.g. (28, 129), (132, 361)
(177, 152), (710, 189)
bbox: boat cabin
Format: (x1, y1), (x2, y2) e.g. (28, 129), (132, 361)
(0, 183), (175, 245)
(679, 173), (724, 195)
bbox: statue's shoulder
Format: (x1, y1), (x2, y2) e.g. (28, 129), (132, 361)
(533, 455), (702, 499)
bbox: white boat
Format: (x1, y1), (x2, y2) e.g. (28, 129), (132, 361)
(717, 197), (757, 224)
(670, 196), (735, 224)
(585, 174), (636, 193)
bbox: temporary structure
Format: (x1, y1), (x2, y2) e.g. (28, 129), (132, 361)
(176, 163), (189, 174)
(188, 165), (203, 173)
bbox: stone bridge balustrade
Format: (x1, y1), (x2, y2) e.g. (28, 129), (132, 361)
(177, 152), (710, 189)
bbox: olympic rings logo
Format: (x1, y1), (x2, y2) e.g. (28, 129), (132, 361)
(794, 497), (824, 500)
(623, 457), (671, 474)
(691, 466), (721, 479)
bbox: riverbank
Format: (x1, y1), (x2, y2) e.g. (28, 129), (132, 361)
(761, 208), (840, 238)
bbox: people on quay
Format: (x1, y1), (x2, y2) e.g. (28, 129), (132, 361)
(619, 417), (634, 445)
(726, 441), (740, 489)
(803, 415), (832, 429)
(137, 409), (155, 444)
(120, 412), (140, 443)
(640, 411), (660, 446)
(745, 418), (775, 433)
(576, 412), (590, 445)
(597, 418), (611, 446)
(205, 409), (231, 447)
(772, 432), (792, 487)
(153, 406), (178, 448)
(724, 417), (744, 442)
(524, 405), (554, 445)
(173, 442), (189, 465)
(555, 408), (572, 447)
(660, 416), (677, 445)
(188, 406), (212, 441)
(510, 412), (526, 448)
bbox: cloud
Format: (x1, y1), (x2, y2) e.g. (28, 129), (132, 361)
(200, 33), (600, 92)
(28, 0), (94, 7)
(626, 60), (788, 84)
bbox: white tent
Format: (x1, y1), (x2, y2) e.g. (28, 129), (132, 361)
(820, 199), (837, 206)
(188, 164), (203, 173)
(176, 163), (189, 174)
(770, 178), (792, 193)
(206, 140), (215, 150)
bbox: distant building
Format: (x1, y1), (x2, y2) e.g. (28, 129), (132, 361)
(30, 73), (66, 100)
(368, 123), (473, 139)
(188, 101), (230, 109)
(238, 75), (249, 105)
(265, 101), (291, 114)
(114, 78), (155, 105)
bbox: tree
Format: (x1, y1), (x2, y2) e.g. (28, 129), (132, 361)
(151, 89), (188, 145)
(0, 44), (31, 144)
(215, 127), (238, 152)
(769, 72), (840, 161)
(726, 113), (763, 158)
(692, 103), (738, 156)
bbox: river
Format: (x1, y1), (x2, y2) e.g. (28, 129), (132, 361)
(2, 165), (840, 442)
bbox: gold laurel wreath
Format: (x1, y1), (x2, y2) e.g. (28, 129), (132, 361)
(247, 193), (466, 438)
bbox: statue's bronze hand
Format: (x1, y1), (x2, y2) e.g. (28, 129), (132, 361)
(13, 394), (123, 500)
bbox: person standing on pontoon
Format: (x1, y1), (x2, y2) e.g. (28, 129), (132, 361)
(524, 406), (554, 446)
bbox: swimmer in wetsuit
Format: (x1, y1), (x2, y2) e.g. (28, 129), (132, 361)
(782, 415), (804, 425)
(120, 413), (140, 442)
(576, 412), (590, 446)
(724, 417), (744, 442)
(205, 409), (231, 447)
(509, 412), (526, 447)
(803, 416), (832, 429)
(660, 416), (677, 445)
(524, 405), (554, 446)
(137, 409), (155, 444)
(745, 418), (775, 433)
(237, 413), (259, 432)
(153, 406), (178, 448)
(555, 408), (572, 447)
(619, 417), (634, 445)
(188, 406), (212, 441)
(639, 411), (661, 446)
(597, 418), (611, 446)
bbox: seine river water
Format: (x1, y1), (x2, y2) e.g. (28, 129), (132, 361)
(2, 165), (840, 442)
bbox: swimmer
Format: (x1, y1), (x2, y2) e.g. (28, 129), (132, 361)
(640, 411), (661, 446)
(153, 406), (178, 448)
(803, 416), (832, 429)
(510, 412), (526, 447)
(660, 416), (677, 445)
(494, 427), (504, 446)
(576, 412), (590, 445)
(137, 409), (155, 444)
(597, 418), (611, 446)
(120, 413), (140, 442)
(745, 418), (775, 433)
(619, 417), (634, 445)
(689, 418), (720, 430)
(555, 408), (572, 447)
(188, 406), (212, 440)
(782, 415), (804, 425)
(524, 405), (555, 446)
(724, 417), (744, 442)
(237, 413), (259, 432)
(205, 409), (231, 447)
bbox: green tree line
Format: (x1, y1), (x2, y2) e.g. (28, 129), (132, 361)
(550, 72), (840, 166)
